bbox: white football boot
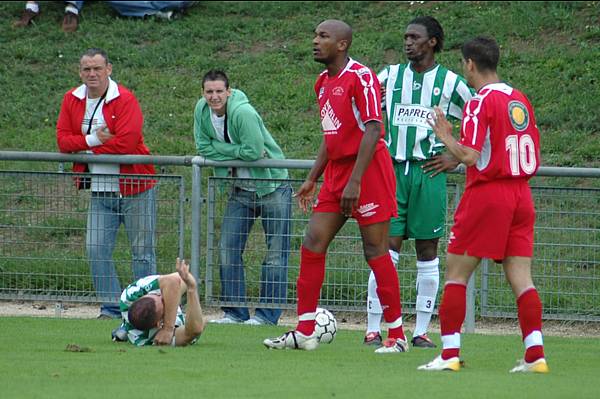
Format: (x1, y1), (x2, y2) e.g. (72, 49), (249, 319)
(263, 330), (319, 350)
(374, 338), (409, 353)
(509, 358), (549, 373)
(418, 355), (461, 371)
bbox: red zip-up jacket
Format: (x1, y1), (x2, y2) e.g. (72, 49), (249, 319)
(56, 79), (156, 196)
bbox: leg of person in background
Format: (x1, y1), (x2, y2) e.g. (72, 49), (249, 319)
(123, 187), (157, 280)
(412, 239), (440, 348)
(87, 193), (122, 319)
(63, 1), (83, 32)
(251, 184), (292, 326)
(213, 189), (255, 324)
(13, 1), (39, 27)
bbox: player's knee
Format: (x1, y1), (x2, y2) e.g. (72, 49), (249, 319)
(415, 239), (439, 260)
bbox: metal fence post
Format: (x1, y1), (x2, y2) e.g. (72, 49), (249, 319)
(191, 164), (202, 281)
(178, 177), (185, 260)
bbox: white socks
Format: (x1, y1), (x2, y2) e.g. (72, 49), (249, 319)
(26, 2), (40, 13)
(65, 3), (79, 15)
(414, 257), (440, 337)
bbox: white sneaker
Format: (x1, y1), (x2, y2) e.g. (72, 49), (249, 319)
(244, 317), (265, 326)
(374, 338), (409, 353)
(263, 330), (319, 350)
(209, 315), (242, 324)
(418, 355), (461, 371)
(509, 358), (549, 373)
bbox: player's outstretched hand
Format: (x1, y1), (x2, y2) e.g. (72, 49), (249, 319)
(427, 106), (453, 143)
(176, 257), (196, 289)
(422, 153), (460, 177)
(294, 180), (317, 213)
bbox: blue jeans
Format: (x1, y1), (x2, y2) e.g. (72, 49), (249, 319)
(66, 1), (84, 11)
(107, 1), (194, 16)
(219, 184), (292, 325)
(86, 187), (157, 317)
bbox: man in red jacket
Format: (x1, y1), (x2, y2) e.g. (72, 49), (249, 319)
(57, 48), (157, 320)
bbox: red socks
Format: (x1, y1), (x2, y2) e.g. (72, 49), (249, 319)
(295, 246), (326, 335)
(368, 254), (406, 341)
(517, 288), (545, 363)
(439, 282), (466, 360)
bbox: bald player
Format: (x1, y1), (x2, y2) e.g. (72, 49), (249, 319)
(264, 19), (409, 353)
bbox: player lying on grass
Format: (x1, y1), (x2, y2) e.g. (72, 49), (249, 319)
(113, 258), (205, 346)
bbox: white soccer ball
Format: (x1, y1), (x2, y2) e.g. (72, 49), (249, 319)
(314, 307), (337, 344)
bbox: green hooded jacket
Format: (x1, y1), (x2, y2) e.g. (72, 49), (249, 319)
(193, 89), (289, 197)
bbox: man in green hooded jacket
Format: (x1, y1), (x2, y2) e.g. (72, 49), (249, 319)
(194, 70), (292, 325)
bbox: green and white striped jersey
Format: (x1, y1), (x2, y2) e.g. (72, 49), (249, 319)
(119, 275), (185, 346)
(378, 63), (473, 161)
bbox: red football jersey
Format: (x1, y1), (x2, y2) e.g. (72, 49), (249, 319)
(314, 58), (385, 161)
(459, 83), (541, 188)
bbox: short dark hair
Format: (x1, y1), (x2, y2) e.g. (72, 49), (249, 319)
(80, 48), (110, 65)
(461, 37), (500, 72)
(202, 69), (229, 89)
(408, 16), (444, 53)
(128, 296), (161, 331)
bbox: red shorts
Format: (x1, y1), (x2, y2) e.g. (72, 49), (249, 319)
(448, 179), (534, 261)
(314, 148), (397, 226)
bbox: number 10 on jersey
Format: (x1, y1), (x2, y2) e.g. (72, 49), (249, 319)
(505, 134), (537, 176)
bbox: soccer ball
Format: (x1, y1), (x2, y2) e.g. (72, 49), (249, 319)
(314, 307), (337, 344)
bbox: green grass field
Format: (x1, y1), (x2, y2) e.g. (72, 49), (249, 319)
(1, 317), (599, 399)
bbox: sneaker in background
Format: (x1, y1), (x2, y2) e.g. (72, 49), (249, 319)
(244, 317), (266, 326)
(209, 314), (243, 324)
(363, 331), (383, 347)
(411, 334), (437, 348)
(111, 324), (128, 342)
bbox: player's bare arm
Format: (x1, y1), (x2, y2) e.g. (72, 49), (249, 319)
(428, 106), (479, 166)
(296, 140), (328, 213)
(174, 258), (205, 346)
(342, 120), (381, 217)
(154, 272), (183, 345)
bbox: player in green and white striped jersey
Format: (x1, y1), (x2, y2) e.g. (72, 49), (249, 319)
(116, 258), (205, 346)
(364, 16), (473, 349)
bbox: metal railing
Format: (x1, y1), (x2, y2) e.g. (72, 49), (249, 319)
(1, 151), (599, 327)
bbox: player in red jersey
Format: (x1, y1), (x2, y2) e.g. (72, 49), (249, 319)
(264, 19), (408, 353)
(418, 37), (549, 373)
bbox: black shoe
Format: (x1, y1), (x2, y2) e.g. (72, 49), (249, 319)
(411, 334), (437, 348)
(363, 331), (383, 347)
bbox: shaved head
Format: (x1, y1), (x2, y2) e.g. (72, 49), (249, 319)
(317, 19), (353, 48)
